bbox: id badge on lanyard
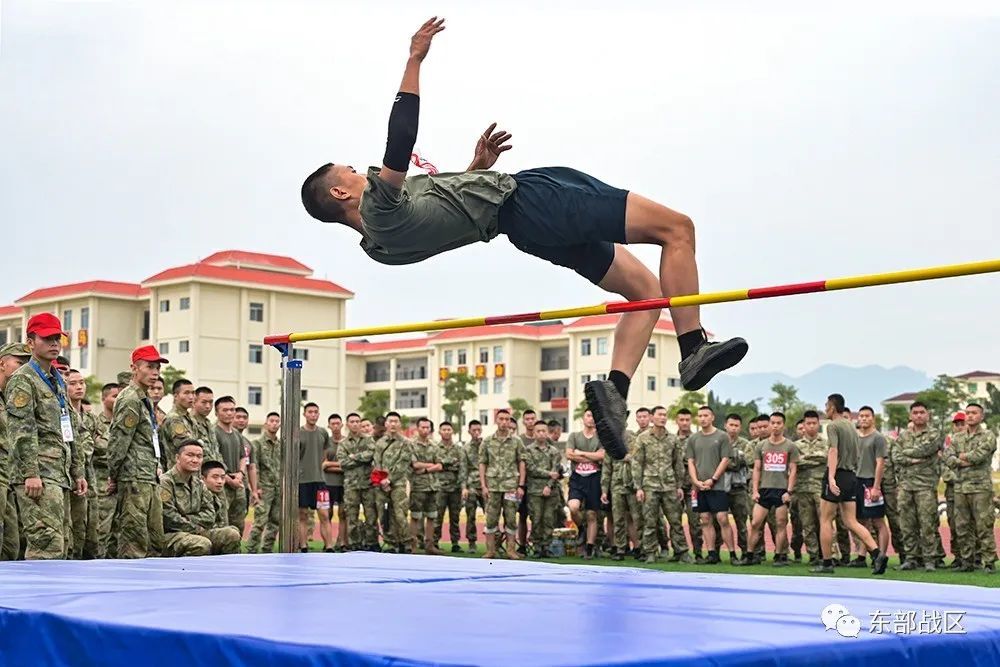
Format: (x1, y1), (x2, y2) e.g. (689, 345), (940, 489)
(152, 427), (161, 460)
(60, 409), (74, 443)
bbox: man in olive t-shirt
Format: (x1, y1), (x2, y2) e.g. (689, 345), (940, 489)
(745, 412), (798, 566)
(297, 403), (333, 552)
(685, 407), (735, 564)
(854, 407), (890, 558)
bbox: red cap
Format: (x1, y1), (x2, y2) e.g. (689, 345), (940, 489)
(131, 345), (169, 365)
(51, 358), (68, 371)
(26, 313), (66, 338)
(952, 411), (966, 422)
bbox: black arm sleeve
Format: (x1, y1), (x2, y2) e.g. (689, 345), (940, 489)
(382, 92), (419, 172)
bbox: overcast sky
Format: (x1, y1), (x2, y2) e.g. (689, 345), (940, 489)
(2, 1), (998, 377)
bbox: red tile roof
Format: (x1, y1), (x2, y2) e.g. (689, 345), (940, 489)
(566, 312), (678, 333)
(953, 370), (1000, 380)
(346, 338), (429, 353)
(883, 391), (920, 403)
(0, 304), (22, 318)
(17, 280), (149, 303)
(429, 323), (565, 340)
(143, 264), (352, 296)
(200, 250), (312, 275)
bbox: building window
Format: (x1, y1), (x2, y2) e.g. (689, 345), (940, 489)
(457, 349), (467, 365)
(479, 410), (489, 426)
(540, 347), (569, 371)
(365, 361), (391, 383)
(667, 377), (680, 388)
(159, 300), (170, 313)
(647, 376), (656, 391)
(63, 309), (73, 331)
(248, 386), (263, 406)
(581, 374), (591, 385)
(444, 350), (453, 366)
(249, 302), (264, 322)
(248, 344), (263, 364)
(179, 297), (191, 310)
(395, 388), (427, 410)
(967, 383), (977, 393)
(300, 389), (309, 401)
(13, 327), (22, 341)
(493, 346), (504, 363)
(80, 347), (89, 369)
(80, 307), (90, 330)
(395, 358), (427, 381)
(581, 339), (591, 356)
(479, 347), (489, 363)
(159, 342), (169, 355)
(493, 377), (505, 394)
(596, 373), (607, 382)
(0, 331), (7, 346)
(479, 379), (489, 395)
(647, 343), (656, 359)
(292, 348), (309, 361)
(596, 337), (608, 355)
(179, 340), (190, 353)
(141, 311), (150, 340)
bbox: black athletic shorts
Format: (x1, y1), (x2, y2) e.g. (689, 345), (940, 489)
(855, 477), (886, 519)
(757, 488), (787, 510)
(822, 469), (859, 503)
(568, 472), (602, 511)
(498, 167), (628, 285)
(695, 490), (729, 514)
(326, 485), (344, 505)
(298, 481), (325, 509)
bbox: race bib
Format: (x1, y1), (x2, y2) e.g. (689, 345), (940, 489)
(763, 450), (788, 473)
(503, 491), (519, 503)
(60, 410), (74, 443)
(575, 461), (598, 476)
(690, 488), (698, 509)
(316, 488), (330, 510)
(151, 430), (161, 460)
(863, 486), (884, 508)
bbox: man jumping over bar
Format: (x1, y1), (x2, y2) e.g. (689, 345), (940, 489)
(301, 18), (748, 460)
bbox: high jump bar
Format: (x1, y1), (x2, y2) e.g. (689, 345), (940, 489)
(264, 258), (1000, 347)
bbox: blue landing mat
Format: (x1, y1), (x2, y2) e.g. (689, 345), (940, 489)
(1, 553), (999, 666)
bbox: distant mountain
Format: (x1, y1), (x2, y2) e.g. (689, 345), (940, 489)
(710, 364), (934, 412)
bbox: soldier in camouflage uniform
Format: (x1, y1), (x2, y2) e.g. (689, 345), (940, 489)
(339, 412), (378, 551)
(941, 412), (965, 565)
(880, 429), (904, 563)
(66, 370), (100, 559)
(107, 346), (168, 559)
(190, 386), (223, 465)
(199, 459), (238, 535)
(722, 414), (752, 559)
(634, 406), (692, 564)
(479, 409), (526, 559)
(460, 420), (485, 552)
(524, 421), (561, 557)
(434, 422), (464, 552)
(944, 404), (997, 572)
(373, 412), (415, 553)
(0, 343), (31, 561)
(7, 316), (88, 560)
(161, 380), (198, 471)
(674, 409), (701, 557)
(892, 401), (943, 571)
(160, 441), (241, 556)
(92, 382), (119, 557)
(601, 429), (642, 560)
(409, 418), (443, 554)
(246, 412), (282, 554)
(547, 421), (568, 537)
(791, 411), (828, 562)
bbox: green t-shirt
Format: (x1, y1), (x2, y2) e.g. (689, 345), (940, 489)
(757, 438), (799, 490)
(685, 430), (734, 491)
(826, 418), (859, 473)
(214, 425), (243, 475)
(298, 427), (329, 484)
(856, 432), (888, 479)
(323, 436), (344, 487)
(567, 431), (602, 476)
(358, 167), (518, 265)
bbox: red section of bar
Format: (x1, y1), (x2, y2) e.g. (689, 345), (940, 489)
(263, 334), (291, 346)
(484, 311), (543, 326)
(606, 297), (672, 314)
(747, 281), (826, 299)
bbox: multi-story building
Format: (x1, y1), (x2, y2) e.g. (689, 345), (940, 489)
(881, 370), (1000, 415)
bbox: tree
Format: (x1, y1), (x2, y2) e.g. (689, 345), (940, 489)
(84, 375), (104, 405)
(160, 365), (187, 391)
(982, 383), (1000, 432)
(915, 374), (970, 432)
(767, 382), (816, 436)
(507, 397), (533, 422)
(884, 404), (910, 432)
(573, 399), (590, 421)
(706, 390), (760, 433)
(357, 390), (390, 423)
(442, 371), (477, 435)
(669, 391), (706, 418)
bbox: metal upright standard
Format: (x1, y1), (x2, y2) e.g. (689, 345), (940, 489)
(277, 343), (302, 554)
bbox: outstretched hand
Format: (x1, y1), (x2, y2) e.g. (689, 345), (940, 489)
(410, 17), (445, 62)
(471, 123), (513, 170)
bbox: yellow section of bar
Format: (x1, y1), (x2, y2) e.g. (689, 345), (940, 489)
(538, 304), (609, 321)
(824, 259), (1000, 291)
(669, 289), (751, 308)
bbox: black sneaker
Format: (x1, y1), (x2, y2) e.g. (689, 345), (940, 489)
(897, 560), (917, 571)
(584, 380), (628, 460)
(451, 544), (463, 553)
(299, 546), (308, 554)
(848, 556), (867, 568)
(324, 547), (335, 553)
(810, 563), (835, 574)
(872, 553), (889, 575)
(611, 552), (625, 561)
(678, 336), (749, 391)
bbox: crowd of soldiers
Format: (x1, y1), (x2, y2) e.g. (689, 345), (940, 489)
(1, 312), (997, 576)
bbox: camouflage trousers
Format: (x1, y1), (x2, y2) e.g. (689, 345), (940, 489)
(552, 483), (566, 533)
(435, 489), (462, 545)
(897, 487), (939, 565)
(1, 484), (21, 561)
(944, 482), (957, 558)
(16, 482), (72, 560)
(246, 484), (281, 554)
(111, 482), (164, 559)
(378, 485), (409, 547)
(954, 491), (997, 566)
(611, 489), (643, 551)
(528, 493), (558, 549)
(682, 486), (702, 552)
(792, 490), (822, 560)
(163, 527), (241, 557)
(727, 486), (750, 555)
(225, 484), (248, 536)
(70, 487), (100, 560)
(96, 491), (117, 558)
(642, 490), (688, 555)
(882, 484), (904, 559)
(464, 490), (484, 544)
(344, 486), (378, 548)
(484, 491), (518, 536)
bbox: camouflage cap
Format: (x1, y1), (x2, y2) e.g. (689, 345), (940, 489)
(117, 371), (133, 385)
(0, 342), (31, 359)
